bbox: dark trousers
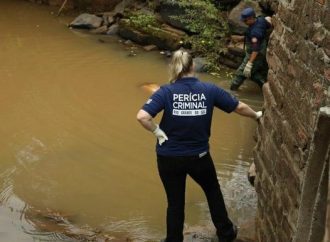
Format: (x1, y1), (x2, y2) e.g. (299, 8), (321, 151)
(231, 53), (269, 89)
(157, 153), (234, 242)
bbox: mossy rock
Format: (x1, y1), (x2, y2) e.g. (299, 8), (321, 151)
(118, 18), (187, 50)
(228, 0), (262, 35)
(158, 0), (195, 33)
(158, 0), (220, 34)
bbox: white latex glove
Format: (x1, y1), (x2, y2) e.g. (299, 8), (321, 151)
(255, 111), (263, 120)
(153, 125), (168, 145)
(243, 61), (253, 78)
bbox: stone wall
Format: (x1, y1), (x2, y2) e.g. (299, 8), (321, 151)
(254, 0), (329, 241)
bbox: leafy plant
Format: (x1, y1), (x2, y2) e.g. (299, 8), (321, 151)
(127, 12), (159, 33)
(163, 0), (230, 71)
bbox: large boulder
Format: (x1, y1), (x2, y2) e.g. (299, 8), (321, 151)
(258, 0), (279, 14)
(228, 0), (262, 35)
(219, 34), (245, 69)
(118, 19), (187, 50)
(69, 13), (103, 29)
(193, 57), (209, 73)
(106, 23), (119, 35)
(219, 51), (243, 69)
(158, 0), (196, 33)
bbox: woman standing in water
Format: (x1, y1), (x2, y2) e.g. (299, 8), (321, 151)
(136, 49), (262, 242)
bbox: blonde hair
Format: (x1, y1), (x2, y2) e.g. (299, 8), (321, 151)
(169, 49), (193, 83)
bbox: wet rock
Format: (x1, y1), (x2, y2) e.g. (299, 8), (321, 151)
(101, 14), (110, 27)
(143, 44), (157, 51)
(101, 12), (123, 26)
(69, 13), (103, 29)
(160, 50), (172, 57)
(25, 205), (256, 242)
(231, 34), (245, 43)
(107, 16), (115, 25)
(161, 24), (187, 37)
(23, 206), (137, 241)
(158, 0), (196, 33)
(124, 39), (133, 45)
(228, 44), (245, 57)
(183, 233), (212, 242)
(127, 50), (137, 57)
(193, 57), (209, 73)
(113, 0), (133, 15)
(219, 53), (242, 69)
(106, 23), (119, 35)
(184, 225), (215, 240)
(228, 1), (262, 35)
(258, 0), (278, 14)
(227, 35), (245, 57)
(219, 34), (245, 68)
(90, 25), (108, 34)
(118, 19), (186, 50)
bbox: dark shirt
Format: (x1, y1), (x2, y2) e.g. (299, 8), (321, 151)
(142, 77), (239, 156)
(246, 16), (271, 52)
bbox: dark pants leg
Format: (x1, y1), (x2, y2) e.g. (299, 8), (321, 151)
(230, 55), (248, 90)
(251, 56), (268, 88)
(187, 153), (234, 237)
(232, 48), (269, 90)
(157, 156), (186, 242)
(157, 154), (234, 242)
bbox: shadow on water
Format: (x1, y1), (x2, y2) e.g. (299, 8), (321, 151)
(0, 0), (263, 241)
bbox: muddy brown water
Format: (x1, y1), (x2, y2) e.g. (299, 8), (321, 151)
(0, 0), (263, 241)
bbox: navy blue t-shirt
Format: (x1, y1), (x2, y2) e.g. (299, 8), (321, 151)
(246, 16), (271, 52)
(142, 77), (239, 156)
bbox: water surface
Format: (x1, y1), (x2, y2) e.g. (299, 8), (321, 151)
(0, 1), (263, 240)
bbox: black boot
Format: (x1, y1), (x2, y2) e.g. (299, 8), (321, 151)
(218, 225), (238, 242)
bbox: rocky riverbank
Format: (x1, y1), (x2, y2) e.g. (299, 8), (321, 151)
(25, 205), (256, 242)
(28, 0), (277, 72)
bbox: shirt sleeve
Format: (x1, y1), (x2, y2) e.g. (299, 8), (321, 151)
(212, 84), (239, 113)
(250, 18), (270, 51)
(141, 87), (166, 117)
(250, 37), (261, 52)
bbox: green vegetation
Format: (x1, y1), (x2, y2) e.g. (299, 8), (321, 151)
(124, 0), (230, 72)
(127, 12), (159, 33)
(122, 13), (183, 50)
(163, 0), (230, 71)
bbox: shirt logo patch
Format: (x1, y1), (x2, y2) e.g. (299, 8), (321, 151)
(172, 93), (207, 116)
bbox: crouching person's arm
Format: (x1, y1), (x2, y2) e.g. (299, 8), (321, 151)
(234, 101), (262, 120)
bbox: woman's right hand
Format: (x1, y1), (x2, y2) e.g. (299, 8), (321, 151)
(153, 125), (168, 145)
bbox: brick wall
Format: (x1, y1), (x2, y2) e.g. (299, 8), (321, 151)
(254, 0), (329, 241)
